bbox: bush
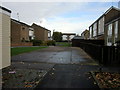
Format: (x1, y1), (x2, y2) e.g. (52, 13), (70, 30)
(46, 40), (56, 46)
(40, 41), (48, 46)
(31, 40), (43, 46)
(25, 40), (30, 42)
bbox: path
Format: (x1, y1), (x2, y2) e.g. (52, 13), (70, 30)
(11, 46), (100, 89)
(12, 46), (96, 64)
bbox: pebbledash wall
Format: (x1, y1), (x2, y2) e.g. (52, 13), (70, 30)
(0, 6), (11, 69)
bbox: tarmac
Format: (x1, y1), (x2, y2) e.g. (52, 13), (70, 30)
(2, 46), (120, 89)
(35, 64), (100, 89)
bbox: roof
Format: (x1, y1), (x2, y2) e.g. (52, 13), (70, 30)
(32, 23), (51, 31)
(11, 19), (31, 27)
(81, 29), (89, 35)
(89, 6), (120, 27)
(0, 6), (11, 13)
(104, 6), (120, 15)
(62, 33), (76, 35)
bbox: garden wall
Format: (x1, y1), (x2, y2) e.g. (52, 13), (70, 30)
(11, 42), (33, 47)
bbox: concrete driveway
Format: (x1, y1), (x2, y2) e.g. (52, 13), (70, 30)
(12, 46), (96, 65)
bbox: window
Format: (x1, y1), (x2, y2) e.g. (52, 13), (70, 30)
(107, 24), (112, 46)
(98, 17), (104, 35)
(21, 38), (25, 42)
(22, 27), (25, 30)
(108, 24), (112, 36)
(115, 21), (118, 39)
(48, 32), (51, 37)
(93, 23), (97, 37)
(114, 21), (118, 46)
(107, 36), (112, 46)
(89, 26), (92, 38)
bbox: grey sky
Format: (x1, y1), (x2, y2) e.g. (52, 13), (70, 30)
(2, 1), (119, 35)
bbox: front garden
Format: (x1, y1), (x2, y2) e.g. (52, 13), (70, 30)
(11, 46), (47, 56)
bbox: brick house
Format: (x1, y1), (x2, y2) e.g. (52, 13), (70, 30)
(11, 19), (33, 46)
(31, 23), (51, 41)
(89, 6), (120, 46)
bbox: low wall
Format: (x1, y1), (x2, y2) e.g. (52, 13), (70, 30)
(11, 42), (33, 47)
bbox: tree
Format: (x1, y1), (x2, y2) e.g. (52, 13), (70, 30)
(52, 32), (62, 42)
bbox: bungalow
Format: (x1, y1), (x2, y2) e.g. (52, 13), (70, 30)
(11, 19), (34, 46)
(0, 6), (11, 69)
(31, 23), (51, 41)
(89, 6), (120, 46)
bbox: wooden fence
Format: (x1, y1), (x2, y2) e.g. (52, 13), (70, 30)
(72, 39), (120, 66)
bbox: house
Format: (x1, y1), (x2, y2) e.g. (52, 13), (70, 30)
(89, 6), (120, 46)
(11, 19), (33, 46)
(104, 7), (120, 46)
(81, 29), (90, 39)
(0, 6), (11, 69)
(62, 33), (76, 41)
(31, 23), (51, 41)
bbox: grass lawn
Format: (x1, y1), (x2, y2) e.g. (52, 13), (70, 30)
(11, 46), (47, 56)
(56, 42), (71, 47)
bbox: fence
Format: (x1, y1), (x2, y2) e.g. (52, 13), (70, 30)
(72, 39), (104, 46)
(72, 39), (120, 66)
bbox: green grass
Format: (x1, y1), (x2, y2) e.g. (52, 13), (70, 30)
(56, 42), (71, 47)
(11, 46), (47, 56)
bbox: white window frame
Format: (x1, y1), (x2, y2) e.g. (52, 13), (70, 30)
(98, 17), (104, 35)
(107, 23), (112, 46)
(89, 26), (92, 38)
(114, 21), (118, 46)
(93, 23), (97, 37)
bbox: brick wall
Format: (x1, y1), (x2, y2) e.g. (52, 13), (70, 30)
(11, 42), (33, 47)
(11, 20), (21, 43)
(21, 25), (29, 41)
(32, 24), (48, 41)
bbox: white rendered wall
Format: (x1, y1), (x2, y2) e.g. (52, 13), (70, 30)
(0, 9), (11, 69)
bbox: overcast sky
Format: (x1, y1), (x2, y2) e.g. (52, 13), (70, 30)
(2, 1), (119, 35)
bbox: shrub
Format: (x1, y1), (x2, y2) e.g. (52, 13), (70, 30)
(31, 40), (43, 46)
(25, 40), (30, 42)
(40, 41), (47, 46)
(46, 40), (56, 46)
